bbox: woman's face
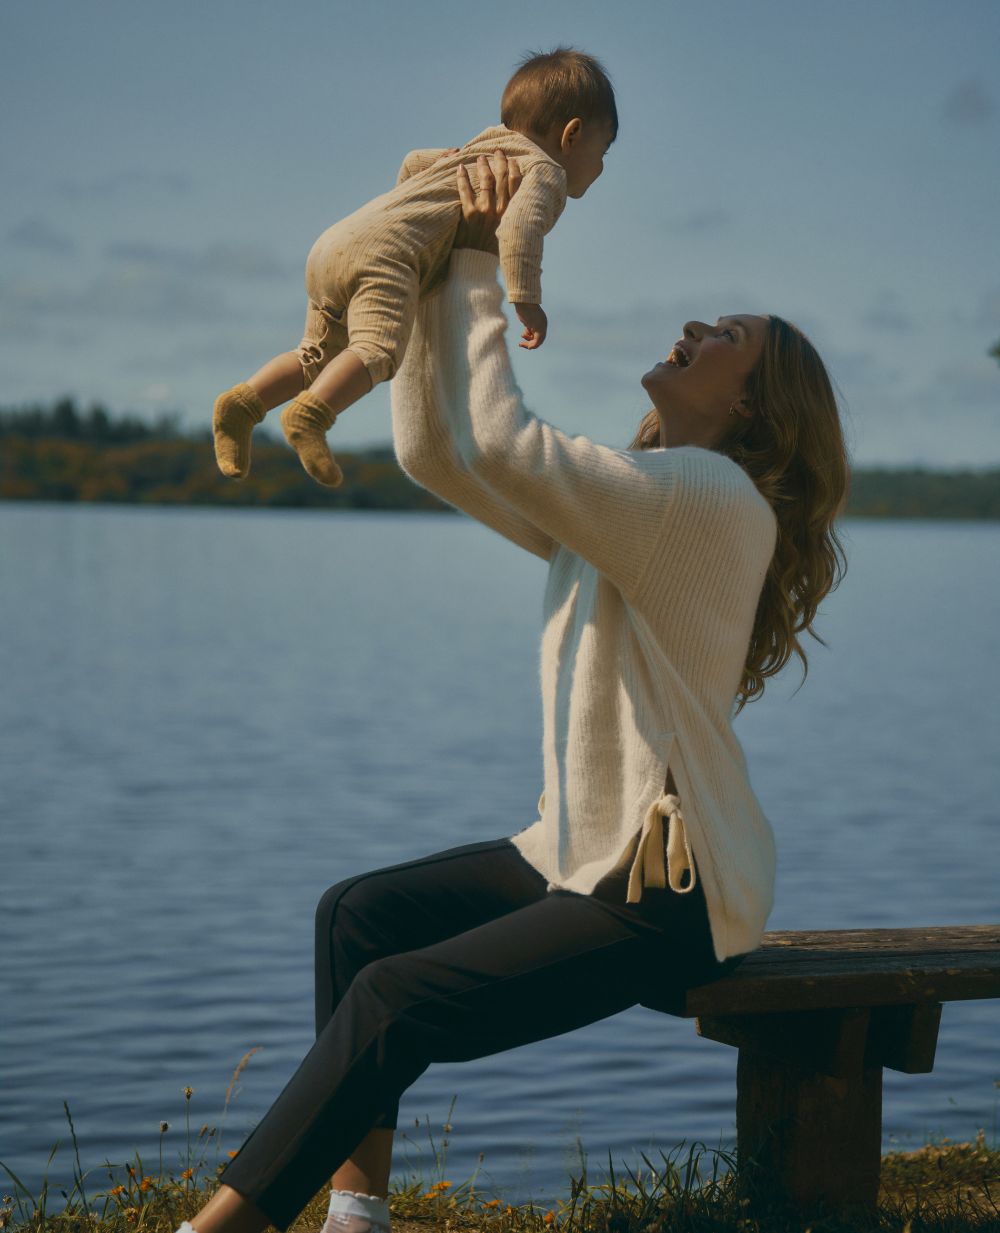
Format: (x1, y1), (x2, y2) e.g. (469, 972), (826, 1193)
(641, 315), (769, 448)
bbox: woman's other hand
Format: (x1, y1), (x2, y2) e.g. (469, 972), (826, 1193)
(455, 150), (522, 254)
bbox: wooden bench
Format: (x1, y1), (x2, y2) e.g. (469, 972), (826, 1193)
(639, 924), (1000, 1220)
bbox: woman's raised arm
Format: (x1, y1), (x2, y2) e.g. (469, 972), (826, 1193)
(391, 291), (555, 561)
(422, 249), (683, 596)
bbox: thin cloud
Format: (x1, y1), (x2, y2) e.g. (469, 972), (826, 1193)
(7, 217), (77, 255)
(665, 208), (733, 234)
(861, 296), (916, 335)
(550, 291), (757, 362)
(106, 240), (289, 280)
(978, 287), (1000, 326)
(942, 80), (995, 126)
(823, 345), (904, 388)
(916, 355), (1000, 408)
(0, 266), (227, 326)
(53, 170), (193, 198)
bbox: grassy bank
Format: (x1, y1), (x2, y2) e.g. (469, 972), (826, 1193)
(3, 1059), (998, 1233)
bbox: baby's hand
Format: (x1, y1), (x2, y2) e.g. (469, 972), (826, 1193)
(514, 302), (547, 350)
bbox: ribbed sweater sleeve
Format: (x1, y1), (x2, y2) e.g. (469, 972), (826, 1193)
(391, 277), (554, 561)
(432, 250), (680, 597)
(495, 161), (567, 304)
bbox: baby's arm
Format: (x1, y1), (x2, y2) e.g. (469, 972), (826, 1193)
(495, 160), (567, 349)
(395, 148), (452, 186)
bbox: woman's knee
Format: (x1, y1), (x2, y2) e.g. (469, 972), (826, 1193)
(314, 872), (393, 959)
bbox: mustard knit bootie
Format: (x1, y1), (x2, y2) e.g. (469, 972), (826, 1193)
(281, 390), (343, 487)
(213, 382), (266, 479)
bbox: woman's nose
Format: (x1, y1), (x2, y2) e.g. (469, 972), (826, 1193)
(683, 321), (706, 340)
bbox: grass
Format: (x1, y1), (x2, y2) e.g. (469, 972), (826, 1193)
(2, 1057), (999, 1233)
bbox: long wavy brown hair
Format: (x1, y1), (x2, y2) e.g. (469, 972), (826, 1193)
(630, 316), (851, 712)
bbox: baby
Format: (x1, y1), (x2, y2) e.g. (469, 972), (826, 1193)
(212, 47), (617, 487)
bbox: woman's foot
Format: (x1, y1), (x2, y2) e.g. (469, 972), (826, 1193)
(320, 1189), (390, 1233)
(213, 383), (267, 479)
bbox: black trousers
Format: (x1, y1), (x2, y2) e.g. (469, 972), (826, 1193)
(219, 831), (747, 1231)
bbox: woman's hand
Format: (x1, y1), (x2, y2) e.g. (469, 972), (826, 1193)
(454, 150), (522, 254)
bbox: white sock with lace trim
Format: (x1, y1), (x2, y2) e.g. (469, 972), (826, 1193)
(320, 1189), (390, 1233)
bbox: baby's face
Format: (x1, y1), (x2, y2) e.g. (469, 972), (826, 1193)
(562, 118), (615, 198)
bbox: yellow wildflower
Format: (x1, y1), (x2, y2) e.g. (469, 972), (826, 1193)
(483, 1199), (501, 1208)
(544, 1212), (555, 1225)
(227, 1150), (239, 1159)
(181, 1169), (194, 1181)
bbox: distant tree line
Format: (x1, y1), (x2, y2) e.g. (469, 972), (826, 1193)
(0, 398), (446, 511)
(847, 467), (1000, 519)
(0, 397), (185, 444)
(1, 397), (999, 518)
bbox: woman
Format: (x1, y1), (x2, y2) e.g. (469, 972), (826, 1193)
(180, 153), (849, 1233)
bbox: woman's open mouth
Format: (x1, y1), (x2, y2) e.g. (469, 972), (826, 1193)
(665, 343), (691, 368)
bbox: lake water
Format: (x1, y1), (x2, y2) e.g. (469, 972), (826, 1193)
(1, 503), (998, 1210)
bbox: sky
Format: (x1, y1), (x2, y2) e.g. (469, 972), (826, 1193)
(2, 0), (999, 467)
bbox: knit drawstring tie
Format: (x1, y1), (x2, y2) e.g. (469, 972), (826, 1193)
(534, 789), (696, 903)
(298, 301), (345, 388)
(625, 793), (697, 903)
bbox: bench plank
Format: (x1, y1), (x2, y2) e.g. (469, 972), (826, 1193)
(641, 924), (1000, 1017)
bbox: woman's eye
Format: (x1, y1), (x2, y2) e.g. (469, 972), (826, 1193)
(722, 329), (736, 341)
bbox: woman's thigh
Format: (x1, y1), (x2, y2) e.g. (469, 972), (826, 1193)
(314, 835), (549, 1031)
(351, 880), (699, 1065)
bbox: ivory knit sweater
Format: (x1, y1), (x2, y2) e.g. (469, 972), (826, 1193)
(390, 250), (779, 964)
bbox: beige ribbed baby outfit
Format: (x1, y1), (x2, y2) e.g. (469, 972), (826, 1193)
(297, 125), (567, 388)
(391, 250), (780, 966)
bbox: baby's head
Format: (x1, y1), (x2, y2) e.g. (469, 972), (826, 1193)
(501, 47), (617, 198)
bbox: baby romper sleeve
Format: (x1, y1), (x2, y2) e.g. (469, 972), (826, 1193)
(395, 148), (450, 186)
(495, 160), (567, 304)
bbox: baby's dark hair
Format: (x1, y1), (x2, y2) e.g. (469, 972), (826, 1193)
(501, 47), (618, 142)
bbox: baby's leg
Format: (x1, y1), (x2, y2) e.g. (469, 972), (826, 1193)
(248, 350), (306, 406)
(212, 352), (303, 480)
(281, 350), (372, 487)
(281, 266), (419, 487)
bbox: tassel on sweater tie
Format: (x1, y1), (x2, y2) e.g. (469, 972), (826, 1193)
(626, 793), (697, 903)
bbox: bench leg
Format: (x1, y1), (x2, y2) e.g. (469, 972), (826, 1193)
(734, 1048), (882, 1218)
